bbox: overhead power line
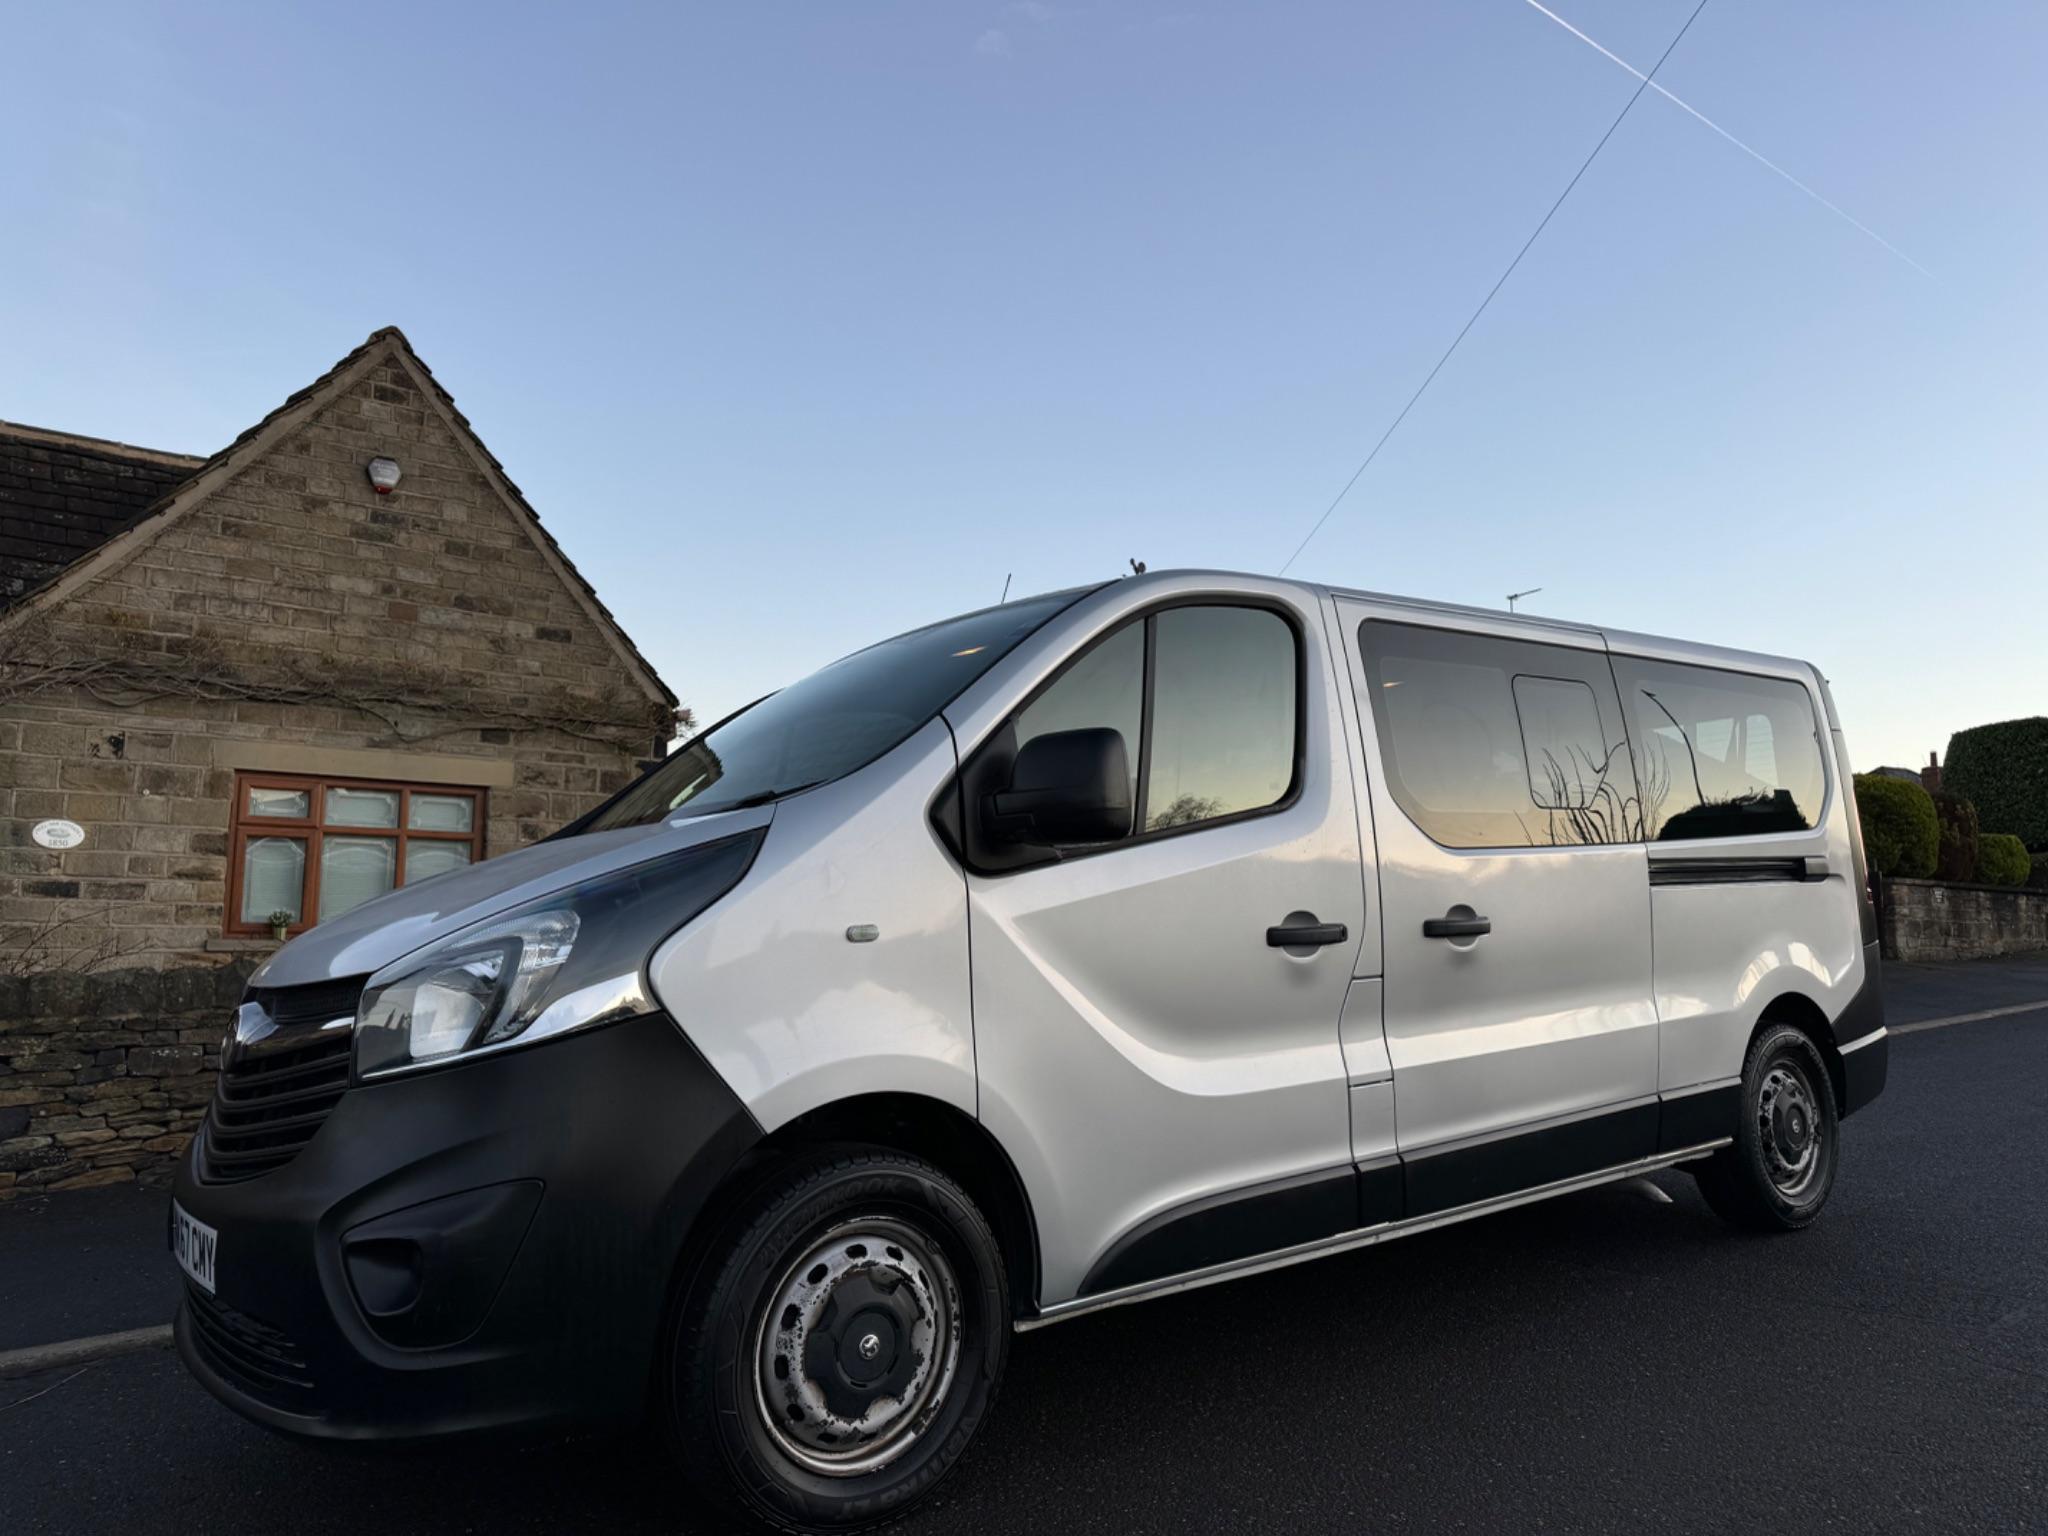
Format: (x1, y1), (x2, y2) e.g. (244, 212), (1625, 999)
(1276, 0), (1711, 577)
(1520, 0), (1935, 282)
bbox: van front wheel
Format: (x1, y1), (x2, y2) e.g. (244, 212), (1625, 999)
(1694, 1023), (1839, 1232)
(665, 1147), (1009, 1533)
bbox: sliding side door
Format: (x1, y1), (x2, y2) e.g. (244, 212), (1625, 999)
(1337, 604), (1660, 1214)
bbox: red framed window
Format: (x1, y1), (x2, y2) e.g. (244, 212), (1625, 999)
(225, 772), (486, 937)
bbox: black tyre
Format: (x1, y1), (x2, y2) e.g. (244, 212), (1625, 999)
(1694, 1023), (1839, 1232)
(664, 1147), (1009, 1533)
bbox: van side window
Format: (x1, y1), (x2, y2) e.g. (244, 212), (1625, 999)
(1145, 606), (1296, 830)
(1013, 619), (1145, 815)
(1005, 604), (1299, 845)
(1609, 657), (1826, 841)
(1359, 622), (1637, 848)
(1513, 676), (1609, 812)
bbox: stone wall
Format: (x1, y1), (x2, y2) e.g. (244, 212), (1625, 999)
(0, 693), (641, 969)
(1880, 877), (2048, 964)
(0, 962), (253, 1199)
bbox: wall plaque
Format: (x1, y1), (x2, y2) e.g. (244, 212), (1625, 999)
(31, 819), (85, 850)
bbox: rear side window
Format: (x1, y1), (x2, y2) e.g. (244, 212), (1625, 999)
(1609, 656), (1827, 841)
(1513, 676), (1607, 811)
(1007, 603), (1300, 842)
(1358, 622), (1636, 849)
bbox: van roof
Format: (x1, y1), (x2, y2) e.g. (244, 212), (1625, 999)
(1102, 568), (1821, 685)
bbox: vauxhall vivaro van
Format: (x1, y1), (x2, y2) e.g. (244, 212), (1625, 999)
(171, 570), (1887, 1531)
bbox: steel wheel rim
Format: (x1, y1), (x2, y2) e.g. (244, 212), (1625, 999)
(1757, 1058), (1825, 1199)
(752, 1216), (963, 1478)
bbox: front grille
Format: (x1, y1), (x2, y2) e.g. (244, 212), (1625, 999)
(184, 1282), (317, 1406)
(199, 976), (365, 1184)
(248, 975), (369, 1030)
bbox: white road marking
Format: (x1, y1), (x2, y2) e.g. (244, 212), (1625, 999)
(1892, 999), (2048, 1037)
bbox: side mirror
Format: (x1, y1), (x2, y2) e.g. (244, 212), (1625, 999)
(984, 728), (1132, 845)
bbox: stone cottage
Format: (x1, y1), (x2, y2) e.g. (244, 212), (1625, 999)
(0, 327), (680, 1193)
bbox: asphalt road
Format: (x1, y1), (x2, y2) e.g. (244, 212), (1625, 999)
(3, 957), (2045, 1534)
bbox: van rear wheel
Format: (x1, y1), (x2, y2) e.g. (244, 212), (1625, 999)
(664, 1147), (1009, 1532)
(1694, 1023), (1839, 1232)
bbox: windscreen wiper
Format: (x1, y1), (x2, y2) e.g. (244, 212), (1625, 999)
(704, 781), (826, 813)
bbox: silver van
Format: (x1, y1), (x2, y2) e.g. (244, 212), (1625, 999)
(170, 570), (1887, 1531)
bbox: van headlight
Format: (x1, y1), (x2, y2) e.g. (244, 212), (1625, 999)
(353, 831), (761, 1079)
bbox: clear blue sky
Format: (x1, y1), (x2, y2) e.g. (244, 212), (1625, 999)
(5, 1), (2043, 771)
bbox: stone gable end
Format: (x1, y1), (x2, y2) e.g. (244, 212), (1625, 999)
(59, 353), (644, 704)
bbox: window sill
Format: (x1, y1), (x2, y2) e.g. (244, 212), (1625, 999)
(203, 937), (283, 954)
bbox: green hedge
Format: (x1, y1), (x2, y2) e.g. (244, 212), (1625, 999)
(1977, 834), (2032, 887)
(1932, 792), (1980, 883)
(1944, 718), (2048, 852)
(1854, 773), (1938, 878)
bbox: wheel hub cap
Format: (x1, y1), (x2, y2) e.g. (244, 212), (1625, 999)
(754, 1218), (962, 1477)
(1758, 1062), (1823, 1198)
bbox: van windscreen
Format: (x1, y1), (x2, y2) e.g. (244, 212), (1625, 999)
(567, 588), (1091, 833)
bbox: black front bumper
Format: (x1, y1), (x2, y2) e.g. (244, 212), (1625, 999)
(170, 1011), (758, 1440)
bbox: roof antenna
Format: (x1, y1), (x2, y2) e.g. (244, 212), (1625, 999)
(999, 573), (1012, 603)
(1128, 558), (1147, 576)
(1506, 585), (1543, 612)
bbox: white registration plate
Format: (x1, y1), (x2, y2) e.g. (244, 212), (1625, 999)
(171, 1201), (218, 1294)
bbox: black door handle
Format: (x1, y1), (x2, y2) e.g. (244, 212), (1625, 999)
(1422, 915), (1492, 939)
(1267, 922), (1348, 948)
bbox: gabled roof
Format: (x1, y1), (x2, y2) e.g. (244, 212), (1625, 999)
(374, 330), (679, 712)
(0, 423), (205, 610)
(0, 328), (676, 712)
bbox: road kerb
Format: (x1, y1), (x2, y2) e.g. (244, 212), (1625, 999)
(0, 1325), (173, 1380)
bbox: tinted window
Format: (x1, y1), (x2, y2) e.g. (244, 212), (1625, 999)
(1611, 656), (1826, 841)
(994, 603), (1299, 846)
(575, 589), (1085, 834)
(1514, 676), (1607, 811)
(1146, 606), (1296, 830)
(1013, 619), (1144, 813)
(1360, 622), (1637, 848)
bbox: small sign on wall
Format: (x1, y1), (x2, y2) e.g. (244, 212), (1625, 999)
(31, 819), (86, 850)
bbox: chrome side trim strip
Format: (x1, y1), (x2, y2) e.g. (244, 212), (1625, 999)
(1398, 1092), (1661, 1162)
(1838, 1026), (1887, 1056)
(1015, 1138), (1731, 1333)
(1661, 1075), (1740, 1099)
